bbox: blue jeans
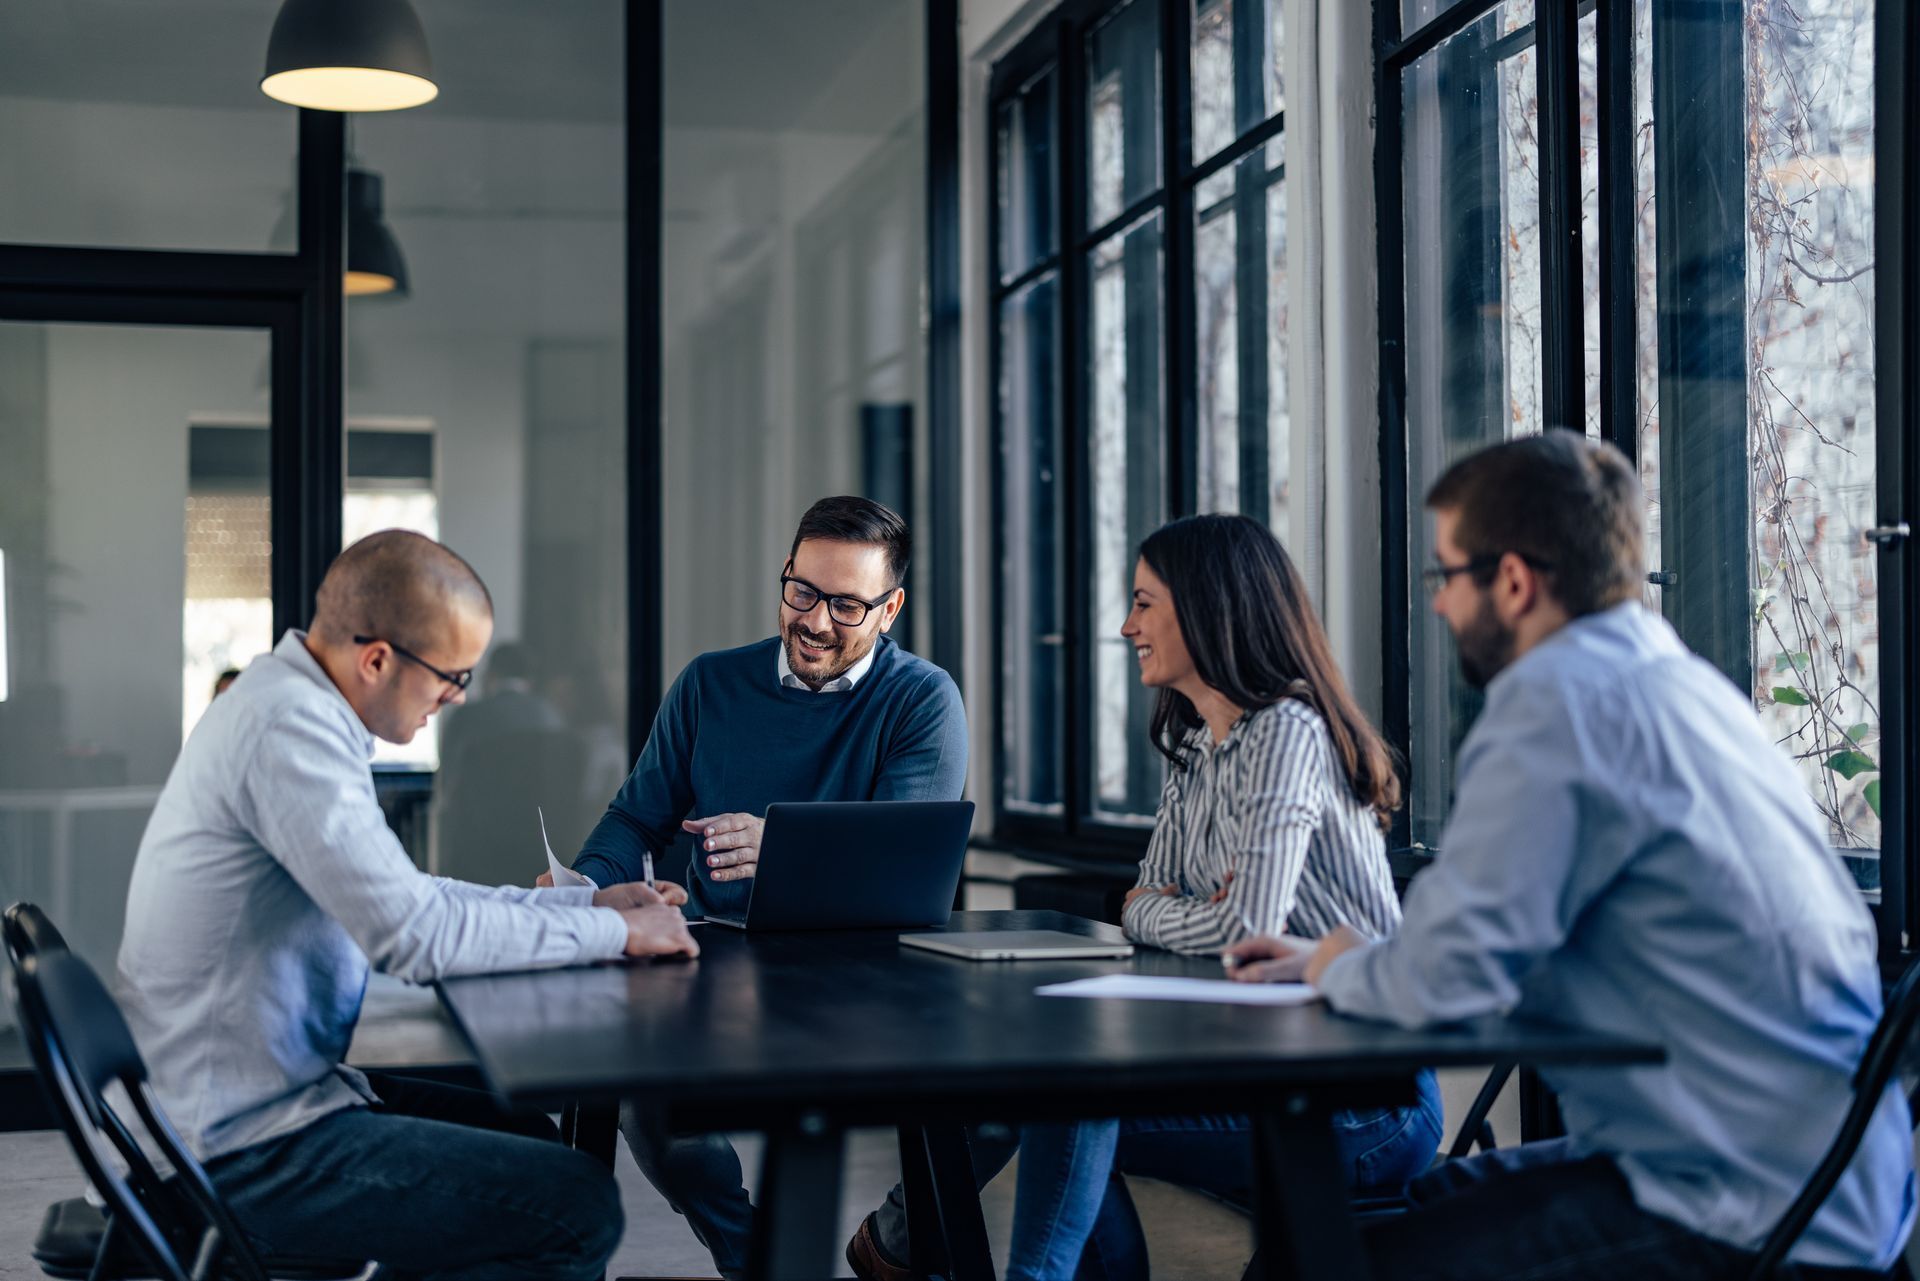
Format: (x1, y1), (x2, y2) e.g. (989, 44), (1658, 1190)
(619, 1099), (755, 1278)
(1007, 1070), (1445, 1281)
(207, 1073), (622, 1281)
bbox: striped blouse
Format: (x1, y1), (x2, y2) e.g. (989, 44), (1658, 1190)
(1120, 698), (1401, 955)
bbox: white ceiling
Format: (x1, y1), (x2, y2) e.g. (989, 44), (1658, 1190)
(1, 0), (917, 129)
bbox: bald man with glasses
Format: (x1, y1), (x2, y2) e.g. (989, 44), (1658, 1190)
(117, 529), (699, 1280)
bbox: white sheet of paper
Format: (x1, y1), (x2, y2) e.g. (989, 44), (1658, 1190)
(540, 807), (594, 889)
(1034, 974), (1321, 1007)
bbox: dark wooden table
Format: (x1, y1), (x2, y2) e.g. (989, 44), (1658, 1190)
(437, 910), (1662, 1281)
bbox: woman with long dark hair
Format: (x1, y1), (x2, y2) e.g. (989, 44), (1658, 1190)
(1003, 514), (1441, 1281)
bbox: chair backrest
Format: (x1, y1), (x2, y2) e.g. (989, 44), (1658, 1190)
(1746, 960), (1920, 1278)
(3, 901), (70, 970)
(14, 949), (270, 1281)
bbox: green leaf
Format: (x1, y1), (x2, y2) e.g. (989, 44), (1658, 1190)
(1847, 723), (1871, 743)
(1865, 779), (1882, 819)
(1774, 651), (1811, 674)
(1771, 687), (1810, 706)
(1824, 750), (1877, 781)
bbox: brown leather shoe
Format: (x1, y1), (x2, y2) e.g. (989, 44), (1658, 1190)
(846, 1212), (914, 1281)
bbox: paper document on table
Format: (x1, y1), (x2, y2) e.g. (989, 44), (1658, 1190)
(540, 807), (594, 889)
(1034, 974), (1321, 1006)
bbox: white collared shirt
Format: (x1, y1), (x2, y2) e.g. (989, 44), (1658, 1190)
(116, 629), (628, 1160)
(775, 637), (876, 692)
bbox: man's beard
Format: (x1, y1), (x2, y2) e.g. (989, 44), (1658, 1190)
(782, 620), (872, 689)
(1453, 594), (1517, 690)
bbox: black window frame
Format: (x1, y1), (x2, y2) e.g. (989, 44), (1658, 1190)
(1376, 0), (1918, 953)
(988, 0), (1289, 865)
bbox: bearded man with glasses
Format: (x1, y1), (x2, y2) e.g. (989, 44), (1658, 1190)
(1228, 431), (1912, 1280)
(543, 494), (968, 1279)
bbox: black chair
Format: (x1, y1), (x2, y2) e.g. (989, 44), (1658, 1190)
(4, 900), (71, 968)
(10, 943), (367, 1281)
(1745, 962), (1920, 1280)
(1445, 1061), (1513, 1159)
(1, 901), (103, 1279)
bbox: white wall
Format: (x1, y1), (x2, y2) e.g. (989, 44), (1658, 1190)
(43, 325), (269, 785)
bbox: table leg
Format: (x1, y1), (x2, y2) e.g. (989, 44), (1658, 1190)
(1248, 1097), (1370, 1281)
(898, 1125), (950, 1278)
(563, 1100), (621, 1169)
(747, 1112), (845, 1281)
(901, 1123), (994, 1281)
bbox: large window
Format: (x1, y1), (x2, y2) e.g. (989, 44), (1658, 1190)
(992, 0), (1292, 856)
(1380, 0), (1913, 943)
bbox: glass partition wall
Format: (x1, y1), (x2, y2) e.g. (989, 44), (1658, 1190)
(0, 1), (638, 989)
(348, 2), (630, 879)
(660, 1), (930, 674)
(0, 323), (271, 975)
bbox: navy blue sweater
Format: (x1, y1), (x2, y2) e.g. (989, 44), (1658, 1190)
(571, 635), (968, 916)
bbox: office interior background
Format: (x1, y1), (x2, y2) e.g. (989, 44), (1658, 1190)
(0, 0), (1911, 1048)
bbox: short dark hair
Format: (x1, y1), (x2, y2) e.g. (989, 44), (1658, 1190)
(1425, 429), (1644, 617)
(1139, 514), (1402, 830)
(788, 496), (911, 589)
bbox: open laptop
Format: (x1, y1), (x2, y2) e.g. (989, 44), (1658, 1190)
(898, 930), (1134, 961)
(703, 800), (975, 931)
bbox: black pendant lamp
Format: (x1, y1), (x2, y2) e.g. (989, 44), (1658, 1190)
(262, 0), (438, 112)
(346, 169), (409, 298)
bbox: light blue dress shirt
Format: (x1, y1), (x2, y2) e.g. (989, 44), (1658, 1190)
(117, 630), (629, 1160)
(1318, 603), (1915, 1269)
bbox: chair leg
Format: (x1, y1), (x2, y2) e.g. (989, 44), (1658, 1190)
(86, 1212), (121, 1281)
(563, 1101), (621, 1170)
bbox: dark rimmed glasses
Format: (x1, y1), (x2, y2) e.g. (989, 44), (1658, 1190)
(353, 635), (474, 694)
(1420, 553), (1554, 593)
(779, 575), (894, 627)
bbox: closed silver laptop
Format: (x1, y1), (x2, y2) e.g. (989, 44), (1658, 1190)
(898, 929), (1135, 961)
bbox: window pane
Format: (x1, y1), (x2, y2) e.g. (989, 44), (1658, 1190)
(1402, 0), (1447, 34)
(1194, 141), (1288, 529)
(1642, 0), (1880, 860)
(1578, 7), (1600, 437)
(1000, 274), (1064, 815)
(1087, 0), (1163, 230)
(1191, 0), (1283, 165)
(1088, 213), (1165, 825)
(0, 321), (270, 988)
(0, 8), (295, 252)
(1400, 0), (1536, 846)
(1743, 1), (1878, 850)
(1634, 0), (1662, 605)
(349, 1), (629, 878)
(997, 68), (1059, 283)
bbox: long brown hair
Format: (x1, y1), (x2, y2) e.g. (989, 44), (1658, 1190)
(1139, 514), (1402, 829)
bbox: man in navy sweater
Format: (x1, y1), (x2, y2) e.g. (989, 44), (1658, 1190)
(554, 495), (968, 1277)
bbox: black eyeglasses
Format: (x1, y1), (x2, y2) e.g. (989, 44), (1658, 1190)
(779, 575), (894, 627)
(353, 636), (473, 693)
(1420, 554), (1554, 593)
